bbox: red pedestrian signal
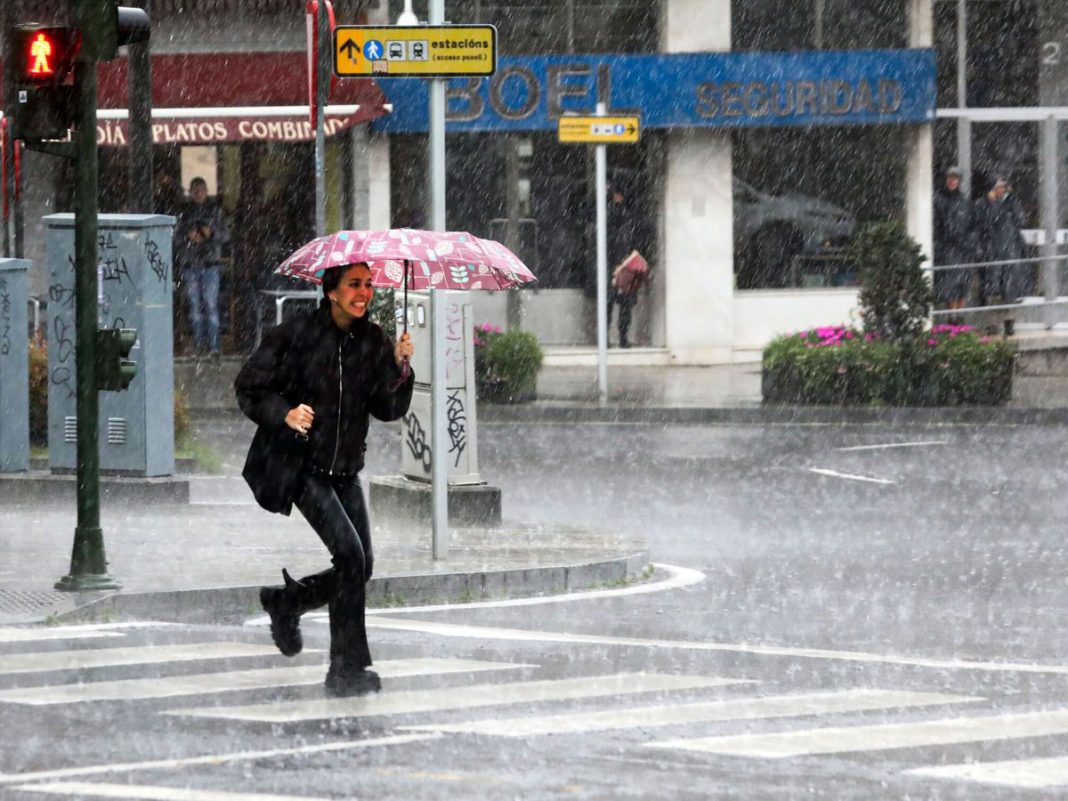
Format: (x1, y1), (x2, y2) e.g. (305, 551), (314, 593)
(13, 25), (81, 84)
(10, 25), (80, 140)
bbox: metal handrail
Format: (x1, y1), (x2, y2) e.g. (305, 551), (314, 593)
(927, 255), (1068, 273)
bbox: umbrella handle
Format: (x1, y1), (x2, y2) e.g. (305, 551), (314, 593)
(403, 259), (409, 336)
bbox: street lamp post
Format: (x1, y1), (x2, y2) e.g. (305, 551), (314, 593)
(398, 0), (449, 559)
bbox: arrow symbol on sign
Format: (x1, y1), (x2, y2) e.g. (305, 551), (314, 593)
(340, 39), (360, 62)
(627, 124), (636, 134)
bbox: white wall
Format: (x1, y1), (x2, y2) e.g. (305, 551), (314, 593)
(732, 289), (862, 359)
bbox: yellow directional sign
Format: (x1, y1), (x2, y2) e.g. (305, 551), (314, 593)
(334, 25), (497, 78)
(558, 116), (641, 144)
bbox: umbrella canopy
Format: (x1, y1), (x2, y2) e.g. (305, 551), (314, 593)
(275, 228), (536, 291)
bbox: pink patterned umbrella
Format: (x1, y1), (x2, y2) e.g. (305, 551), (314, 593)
(275, 228), (536, 291)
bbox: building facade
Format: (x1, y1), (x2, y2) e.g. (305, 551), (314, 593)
(14, 1), (1059, 363)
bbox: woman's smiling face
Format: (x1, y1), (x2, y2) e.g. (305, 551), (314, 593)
(329, 263), (374, 326)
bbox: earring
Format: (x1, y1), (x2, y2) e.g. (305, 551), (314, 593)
(330, 296), (338, 304)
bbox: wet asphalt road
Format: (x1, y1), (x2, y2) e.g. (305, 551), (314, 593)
(2, 419), (1067, 799)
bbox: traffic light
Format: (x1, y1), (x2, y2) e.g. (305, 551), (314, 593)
(95, 328), (138, 391)
(11, 24), (81, 140)
(77, 3), (150, 62)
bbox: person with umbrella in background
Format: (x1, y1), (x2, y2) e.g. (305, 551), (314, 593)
(234, 262), (414, 697)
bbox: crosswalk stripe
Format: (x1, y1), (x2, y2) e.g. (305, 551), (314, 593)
(13, 781), (326, 801)
(646, 708), (1068, 759)
(0, 628), (124, 644)
(400, 689), (979, 737)
(907, 756), (1068, 788)
(364, 617), (1068, 675)
(166, 672), (732, 724)
(0, 658), (529, 705)
(0, 734), (440, 787)
(0, 643), (284, 675)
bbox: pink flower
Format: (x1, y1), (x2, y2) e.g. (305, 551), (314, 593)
(927, 338), (938, 346)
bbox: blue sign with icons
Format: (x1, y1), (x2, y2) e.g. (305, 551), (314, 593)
(363, 40), (384, 60)
(372, 49), (936, 133)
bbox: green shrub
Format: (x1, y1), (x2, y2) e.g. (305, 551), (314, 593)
(474, 323), (543, 403)
(28, 336), (193, 446)
(853, 221), (933, 341)
(762, 324), (1015, 406)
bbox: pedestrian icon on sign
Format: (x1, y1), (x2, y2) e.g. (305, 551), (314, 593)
(363, 40), (384, 60)
(614, 123), (625, 135)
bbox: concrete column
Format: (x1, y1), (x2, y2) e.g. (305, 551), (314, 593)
(906, 0), (935, 267)
(1039, 0), (1068, 280)
(661, 0), (732, 364)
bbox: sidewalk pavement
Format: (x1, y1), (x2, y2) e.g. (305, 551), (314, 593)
(6, 334), (1068, 626)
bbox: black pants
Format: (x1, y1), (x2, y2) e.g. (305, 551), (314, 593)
(607, 290), (637, 345)
(293, 473), (374, 673)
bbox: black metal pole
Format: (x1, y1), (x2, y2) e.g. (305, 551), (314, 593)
(127, 0), (152, 212)
(56, 54), (119, 592)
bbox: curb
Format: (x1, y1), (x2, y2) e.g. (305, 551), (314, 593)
(50, 549), (650, 625)
(478, 403), (1068, 426)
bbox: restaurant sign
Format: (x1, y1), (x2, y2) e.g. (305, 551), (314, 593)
(373, 49), (936, 133)
(96, 113), (361, 146)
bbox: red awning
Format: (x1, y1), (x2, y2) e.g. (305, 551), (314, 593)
(91, 51), (389, 145)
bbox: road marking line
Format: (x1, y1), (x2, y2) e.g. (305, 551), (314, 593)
(263, 563), (704, 623)
(0, 734), (440, 787)
(399, 689), (979, 737)
(13, 781), (326, 801)
(0, 657), (528, 705)
(363, 618), (1068, 675)
(907, 755), (1068, 788)
(166, 673), (732, 724)
(807, 467), (896, 485)
(0, 628), (124, 644)
(646, 708), (1068, 759)
(833, 440), (948, 452)
(0, 642), (284, 675)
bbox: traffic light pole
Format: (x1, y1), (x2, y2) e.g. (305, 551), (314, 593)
(55, 55), (120, 591)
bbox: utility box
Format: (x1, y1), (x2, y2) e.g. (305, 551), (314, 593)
(44, 213), (176, 476)
(0, 258), (31, 473)
(398, 290), (481, 485)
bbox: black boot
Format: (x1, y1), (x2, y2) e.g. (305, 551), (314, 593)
(323, 569), (376, 696)
(325, 665), (381, 697)
(259, 568), (305, 657)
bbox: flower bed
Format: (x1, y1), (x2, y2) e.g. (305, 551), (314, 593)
(762, 324), (1016, 406)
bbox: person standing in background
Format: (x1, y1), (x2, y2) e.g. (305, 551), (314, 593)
(176, 177), (230, 359)
(933, 166), (978, 312)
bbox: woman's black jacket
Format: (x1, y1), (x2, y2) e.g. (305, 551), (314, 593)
(234, 304), (414, 514)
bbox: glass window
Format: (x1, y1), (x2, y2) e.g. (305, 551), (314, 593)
(733, 126), (906, 289)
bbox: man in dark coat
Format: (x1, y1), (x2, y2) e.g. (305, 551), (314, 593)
(933, 166), (978, 310)
(235, 263), (414, 696)
(175, 177), (230, 357)
(975, 177), (1029, 304)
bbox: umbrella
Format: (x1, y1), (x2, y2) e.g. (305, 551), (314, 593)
(275, 228), (536, 332)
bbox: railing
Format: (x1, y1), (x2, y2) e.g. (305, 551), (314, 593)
(254, 289), (320, 347)
(927, 254), (1068, 330)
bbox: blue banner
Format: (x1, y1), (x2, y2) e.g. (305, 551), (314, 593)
(371, 49), (936, 133)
